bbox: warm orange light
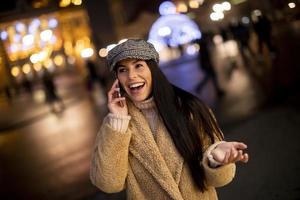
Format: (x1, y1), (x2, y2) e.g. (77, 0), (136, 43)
(33, 63), (42, 71)
(59, 0), (71, 7)
(177, 2), (188, 13)
(54, 55), (64, 66)
(22, 63), (31, 74)
(11, 66), (20, 77)
(189, 0), (199, 9)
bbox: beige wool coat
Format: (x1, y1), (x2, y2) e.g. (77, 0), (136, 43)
(90, 101), (236, 200)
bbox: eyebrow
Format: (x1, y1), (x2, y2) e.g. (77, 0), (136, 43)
(116, 59), (143, 68)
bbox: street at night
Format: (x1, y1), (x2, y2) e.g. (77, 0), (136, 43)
(1, 0), (300, 199)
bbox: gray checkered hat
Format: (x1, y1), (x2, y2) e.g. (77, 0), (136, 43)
(107, 39), (159, 71)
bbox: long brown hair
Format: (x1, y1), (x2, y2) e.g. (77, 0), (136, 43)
(146, 60), (223, 191)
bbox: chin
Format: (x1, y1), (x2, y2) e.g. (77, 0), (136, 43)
(130, 95), (147, 102)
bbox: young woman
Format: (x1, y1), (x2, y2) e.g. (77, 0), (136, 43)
(90, 39), (249, 200)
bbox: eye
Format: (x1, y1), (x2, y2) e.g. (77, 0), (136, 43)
(135, 63), (144, 68)
(117, 67), (127, 73)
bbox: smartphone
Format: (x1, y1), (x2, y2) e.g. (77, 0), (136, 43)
(114, 73), (124, 107)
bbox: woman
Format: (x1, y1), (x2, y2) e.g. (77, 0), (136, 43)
(90, 39), (249, 200)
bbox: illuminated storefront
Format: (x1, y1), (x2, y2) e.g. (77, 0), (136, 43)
(0, 7), (95, 89)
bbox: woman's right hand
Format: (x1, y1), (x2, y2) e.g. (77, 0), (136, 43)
(107, 79), (128, 116)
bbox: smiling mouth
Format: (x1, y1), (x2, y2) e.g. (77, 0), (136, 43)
(128, 82), (145, 92)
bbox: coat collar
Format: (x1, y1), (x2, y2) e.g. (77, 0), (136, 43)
(127, 101), (184, 200)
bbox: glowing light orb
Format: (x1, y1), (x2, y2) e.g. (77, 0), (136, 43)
(148, 14), (201, 50)
(159, 1), (177, 16)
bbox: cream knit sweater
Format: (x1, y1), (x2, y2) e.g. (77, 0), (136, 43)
(106, 97), (157, 133)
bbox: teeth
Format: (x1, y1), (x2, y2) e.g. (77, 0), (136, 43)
(129, 83), (144, 89)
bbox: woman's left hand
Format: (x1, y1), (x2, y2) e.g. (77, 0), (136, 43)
(211, 142), (249, 165)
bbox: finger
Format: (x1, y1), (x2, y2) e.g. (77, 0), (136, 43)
(232, 142), (247, 150)
(228, 148), (237, 163)
(108, 79), (120, 93)
(108, 88), (121, 102)
(110, 97), (126, 105)
(241, 153), (249, 163)
(223, 151), (231, 164)
(232, 150), (244, 163)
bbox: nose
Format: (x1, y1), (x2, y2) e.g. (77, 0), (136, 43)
(128, 69), (137, 79)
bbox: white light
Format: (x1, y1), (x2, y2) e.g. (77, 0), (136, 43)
(241, 16), (250, 24)
(210, 12), (220, 21)
(16, 22), (26, 32)
(22, 34), (34, 46)
(107, 44), (117, 52)
(118, 39), (128, 44)
(216, 12), (224, 19)
(28, 25), (37, 34)
(30, 52), (47, 63)
(30, 53), (40, 64)
(80, 48), (94, 58)
(10, 44), (19, 53)
(159, 1), (177, 15)
(186, 44), (197, 55)
(253, 9), (262, 16)
(99, 48), (108, 57)
(222, 2), (231, 11)
(48, 18), (58, 28)
(1, 31), (8, 40)
(288, 2), (296, 8)
(213, 4), (223, 13)
(40, 30), (53, 42)
(158, 26), (172, 37)
(31, 19), (40, 27)
(148, 13), (202, 49)
(13, 34), (22, 42)
(50, 35), (57, 44)
(72, 0), (82, 6)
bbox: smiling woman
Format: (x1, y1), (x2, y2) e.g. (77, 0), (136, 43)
(115, 59), (152, 102)
(90, 39), (249, 200)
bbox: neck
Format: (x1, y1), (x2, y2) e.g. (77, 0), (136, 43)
(133, 96), (155, 110)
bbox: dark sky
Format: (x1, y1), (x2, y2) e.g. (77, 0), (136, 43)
(123, 0), (164, 23)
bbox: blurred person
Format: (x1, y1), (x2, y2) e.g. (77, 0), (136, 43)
(252, 14), (277, 58)
(4, 85), (12, 103)
(194, 33), (224, 97)
(230, 21), (254, 59)
(90, 39), (249, 199)
(42, 68), (64, 113)
(22, 76), (33, 95)
(86, 59), (98, 91)
(85, 59), (107, 91)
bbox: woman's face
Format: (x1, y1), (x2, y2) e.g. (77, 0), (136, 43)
(116, 58), (152, 102)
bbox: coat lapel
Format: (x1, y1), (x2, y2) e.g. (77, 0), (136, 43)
(155, 120), (184, 185)
(128, 102), (184, 200)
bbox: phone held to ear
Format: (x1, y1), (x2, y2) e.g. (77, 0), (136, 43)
(114, 73), (124, 107)
(116, 82), (124, 108)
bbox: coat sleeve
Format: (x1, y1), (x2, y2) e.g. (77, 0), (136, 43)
(201, 142), (236, 188)
(90, 119), (132, 193)
(200, 108), (236, 188)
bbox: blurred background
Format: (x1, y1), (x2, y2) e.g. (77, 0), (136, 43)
(0, 0), (299, 199)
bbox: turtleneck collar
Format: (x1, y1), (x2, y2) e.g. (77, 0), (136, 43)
(133, 96), (156, 110)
